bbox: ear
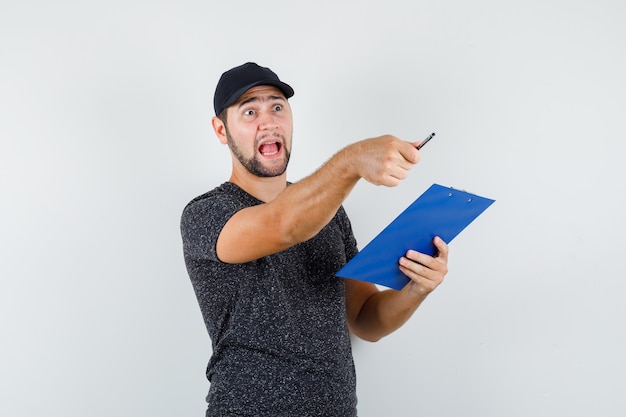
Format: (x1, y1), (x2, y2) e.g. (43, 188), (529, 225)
(211, 116), (228, 145)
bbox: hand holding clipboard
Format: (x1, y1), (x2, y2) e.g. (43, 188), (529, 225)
(336, 133), (495, 290)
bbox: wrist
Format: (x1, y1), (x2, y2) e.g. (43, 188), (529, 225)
(403, 280), (430, 301)
(330, 145), (361, 182)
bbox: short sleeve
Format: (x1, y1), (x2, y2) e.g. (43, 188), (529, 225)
(180, 194), (239, 262)
(336, 206), (359, 263)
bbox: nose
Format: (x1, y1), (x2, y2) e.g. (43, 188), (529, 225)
(258, 111), (279, 131)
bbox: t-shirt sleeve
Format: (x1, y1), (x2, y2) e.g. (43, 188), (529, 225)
(180, 195), (239, 262)
(336, 205), (359, 263)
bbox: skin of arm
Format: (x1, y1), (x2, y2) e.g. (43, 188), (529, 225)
(216, 135), (421, 264)
(211, 86), (448, 340)
(345, 236), (449, 342)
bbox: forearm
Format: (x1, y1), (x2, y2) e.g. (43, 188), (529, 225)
(347, 240), (449, 342)
(275, 136), (419, 244)
(273, 146), (360, 244)
(217, 135), (419, 263)
(217, 146), (362, 264)
(351, 285), (429, 342)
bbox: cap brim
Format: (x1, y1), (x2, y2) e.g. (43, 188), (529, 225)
(219, 80), (294, 115)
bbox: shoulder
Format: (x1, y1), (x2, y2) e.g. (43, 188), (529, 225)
(180, 183), (234, 231)
(184, 182), (236, 208)
(180, 182), (266, 236)
(182, 182), (249, 217)
(180, 183), (252, 257)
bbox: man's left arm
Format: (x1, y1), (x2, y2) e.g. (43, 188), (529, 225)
(345, 237), (449, 342)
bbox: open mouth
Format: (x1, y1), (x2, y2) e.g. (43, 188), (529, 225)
(259, 141), (281, 156)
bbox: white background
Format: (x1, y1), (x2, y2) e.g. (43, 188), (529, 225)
(1, 1), (625, 416)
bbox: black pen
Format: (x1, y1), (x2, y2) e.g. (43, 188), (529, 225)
(416, 132), (435, 150)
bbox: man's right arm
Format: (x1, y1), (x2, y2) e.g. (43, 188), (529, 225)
(216, 135), (421, 264)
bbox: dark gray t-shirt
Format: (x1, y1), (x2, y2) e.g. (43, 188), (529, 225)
(180, 182), (359, 416)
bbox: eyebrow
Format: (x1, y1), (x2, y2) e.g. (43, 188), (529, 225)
(236, 94), (286, 109)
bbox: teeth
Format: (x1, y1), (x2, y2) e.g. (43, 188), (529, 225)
(259, 141), (280, 156)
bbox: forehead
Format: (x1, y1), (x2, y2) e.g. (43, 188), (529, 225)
(236, 85), (286, 104)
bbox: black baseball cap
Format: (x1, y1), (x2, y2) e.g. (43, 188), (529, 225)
(213, 62), (295, 116)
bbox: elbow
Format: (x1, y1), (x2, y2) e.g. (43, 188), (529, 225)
(361, 334), (383, 343)
(349, 325), (385, 343)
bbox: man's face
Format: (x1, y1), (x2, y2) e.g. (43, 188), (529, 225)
(223, 85), (293, 178)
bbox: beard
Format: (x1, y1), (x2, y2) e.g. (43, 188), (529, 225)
(225, 126), (291, 178)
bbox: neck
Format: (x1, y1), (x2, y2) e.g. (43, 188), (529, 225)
(229, 169), (287, 202)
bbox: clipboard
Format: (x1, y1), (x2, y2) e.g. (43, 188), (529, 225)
(336, 183), (495, 290)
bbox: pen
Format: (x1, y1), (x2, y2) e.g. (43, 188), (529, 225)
(416, 132), (435, 150)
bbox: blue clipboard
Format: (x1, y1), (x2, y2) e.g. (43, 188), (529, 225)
(336, 183), (495, 290)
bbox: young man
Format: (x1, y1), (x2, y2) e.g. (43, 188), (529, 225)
(181, 62), (449, 416)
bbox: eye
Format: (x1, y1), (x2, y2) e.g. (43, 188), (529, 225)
(243, 109), (256, 116)
(272, 104), (282, 111)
